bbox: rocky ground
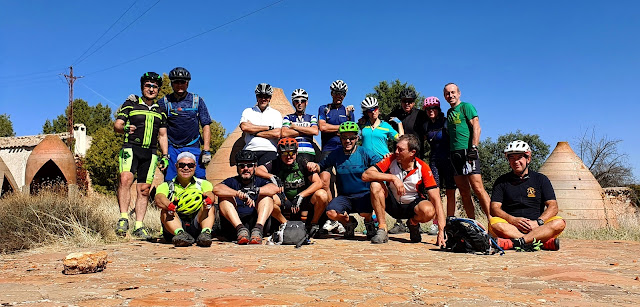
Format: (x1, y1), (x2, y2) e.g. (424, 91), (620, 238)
(1, 233), (639, 306)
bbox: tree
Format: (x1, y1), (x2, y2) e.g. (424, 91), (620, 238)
(576, 127), (634, 187)
(366, 79), (425, 119)
(208, 120), (226, 155)
(0, 114), (15, 137)
(478, 130), (550, 194)
(85, 126), (121, 194)
(156, 73), (173, 102)
(41, 99), (113, 136)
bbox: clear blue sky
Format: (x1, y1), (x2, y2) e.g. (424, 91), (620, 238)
(1, 1), (638, 179)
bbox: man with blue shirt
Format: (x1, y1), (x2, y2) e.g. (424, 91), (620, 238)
(307, 121), (387, 244)
(157, 67), (212, 181)
(281, 88), (320, 163)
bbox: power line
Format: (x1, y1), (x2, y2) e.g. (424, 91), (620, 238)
(72, 0), (139, 66)
(85, 0), (285, 76)
(75, 0), (161, 65)
(78, 80), (119, 109)
(0, 68), (66, 80)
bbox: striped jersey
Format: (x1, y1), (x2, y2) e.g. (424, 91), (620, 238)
(116, 96), (167, 151)
(374, 155), (437, 204)
(282, 113), (318, 155)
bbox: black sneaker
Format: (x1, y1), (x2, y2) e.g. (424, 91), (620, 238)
(308, 224), (320, 238)
(364, 220), (377, 240)
(388, 221), (408, 234)
(371, 228), (389, 244)
(342, 217), (358, 239)
(249, 228), (263, 244)
(132, 227), (152, 240)
(172, 230), (195, 247)
(115, 218), (129, 236)
(196, 230), (213, 247)
(407, 220), (421, 243)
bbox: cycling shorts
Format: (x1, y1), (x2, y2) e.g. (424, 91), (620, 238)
(450, 149), (482, 176)
(385, 195), (425, 220)
(326, 191), (372, 214)
(162, 213), (201, 242)
(119, 146), (158, 184)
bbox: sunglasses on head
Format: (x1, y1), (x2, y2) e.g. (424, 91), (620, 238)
(293, 99), (307, 104)
(340, 136), (358, 141)
(172, 80), (187, 85)
(144, 83), (159, 89)
(177, 162), (196, 169)
(237, 162), (256, 169)
(257, 94), (271, 99)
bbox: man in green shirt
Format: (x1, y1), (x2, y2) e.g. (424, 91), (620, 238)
(444, 83), (491, 220)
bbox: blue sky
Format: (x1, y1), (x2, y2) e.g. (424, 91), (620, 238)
(1, 1), (638, 179)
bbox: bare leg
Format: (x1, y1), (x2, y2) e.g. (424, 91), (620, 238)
(218, 198), (242, 227)
(446, 188), (457, 217)
(369, 182), (388, 230)
(310, 189), (329, 224)
(134, 183), (150, 223)
(454, 175), (475, 219)
(256, 196), (274, 226)
(468, 174), (491, 218)
(270, 194), (287, 224)
(117, 172), (134, 214)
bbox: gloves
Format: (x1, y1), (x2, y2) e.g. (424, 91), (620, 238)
(467, 146), (479, 160)
(270, 175), (283, 187)
(389, 117), (402, 125)
(203, 195), (213, 209)
(158, 154), (169, 170)
(292, 195), (304, 211)
(167, 201), (178, 215)
(200, 150), (212, 165)
(242, 186), (260, 201)
(126, 94), (137, 103)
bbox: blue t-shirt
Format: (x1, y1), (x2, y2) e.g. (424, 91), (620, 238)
(220, 176), (271, 217)
(317, 104), (354, 152)
(158, 92), (212, 147)
(360, 121), (398, 157)
(319, 146), (382, 195)
(282, 113), (318, 155)
(423, 115), (450, 161)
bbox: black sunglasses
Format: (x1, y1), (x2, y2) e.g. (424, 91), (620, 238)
(340, 136), (358, 141)
(237, 163), (256, 169)
(257, 94), (271, 99)
(177, 162), (196, 169)
(293, 99), (307, 104)
(171, 80), (187, 85)
(144, 83), (159, 89)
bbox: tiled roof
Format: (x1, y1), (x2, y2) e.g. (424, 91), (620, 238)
(0, 133), (71, 149)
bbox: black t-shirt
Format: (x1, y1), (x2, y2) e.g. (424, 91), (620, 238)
(388, 108), (427, 153)
(491, 171), (556, 220)
(270, 156), (313, 201)
(221, 176), (271, 217)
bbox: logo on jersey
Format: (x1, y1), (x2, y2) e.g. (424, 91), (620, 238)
(527, 187), (536, 197)
(448, 111), (462, 125)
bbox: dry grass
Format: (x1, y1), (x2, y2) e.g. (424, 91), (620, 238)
(0, 186), (162, 253)
(563, 213), (640, 241)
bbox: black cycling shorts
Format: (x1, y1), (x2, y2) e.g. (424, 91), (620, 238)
(119, 146), (158, 184)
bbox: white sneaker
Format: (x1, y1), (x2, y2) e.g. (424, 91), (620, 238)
(323, 220), (339, 231)
(335, 223), (346, 234)
(427, 224), (439, 235)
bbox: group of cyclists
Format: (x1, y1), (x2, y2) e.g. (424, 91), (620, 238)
(114, 68), (565, 251)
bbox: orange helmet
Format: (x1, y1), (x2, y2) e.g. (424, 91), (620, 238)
(277, 138), (298, 152)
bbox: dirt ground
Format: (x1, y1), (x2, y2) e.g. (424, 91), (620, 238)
(1, 233), (639, 306)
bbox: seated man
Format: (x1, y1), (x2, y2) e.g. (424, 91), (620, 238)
(490, 140), (566, 251)
(155, 152), (216, 247)
(362, 134), (446, 246)
(213, 150), (279, 244)
(307, 121), (386, 243)
(255, 138), (329, 237)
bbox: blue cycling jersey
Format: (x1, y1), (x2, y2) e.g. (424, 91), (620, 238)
(360, 120), (398, 157)
(318, 103), (353, 152)
(319, 146), (381, 195)
(158, 92), (212, 147)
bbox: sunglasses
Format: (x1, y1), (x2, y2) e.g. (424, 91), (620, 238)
(177, 162), (196, 169)
(331, 91), (346, 97)
(340, 136), (358, 141)
(171, 80), (187, 85)
(401, 99), (415, 104)
(257, 94), (271, 99)
(281, 151), (296, 157)
(293, 99), (307, 104)
(144, 84), (159, 89)
(364, 107), (378, 113)
(237, 163), (256, 169)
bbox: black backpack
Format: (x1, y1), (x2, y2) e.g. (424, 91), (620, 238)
(444, 217), (504, 255)
(272, 221), (308, 248)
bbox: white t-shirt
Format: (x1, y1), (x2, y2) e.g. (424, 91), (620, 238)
(240, 105), (283, 152)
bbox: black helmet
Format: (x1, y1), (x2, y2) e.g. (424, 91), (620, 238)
(140, 72), (162, 87)
(169, 67), (191, 81)
(235, 150), (257, 163)
(401, 88), (417, 100)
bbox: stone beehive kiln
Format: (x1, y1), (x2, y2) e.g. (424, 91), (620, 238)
(538, 141), (617, 228)
(0, 156), (18, 196)
(25, 135), (77, 193)
(207, 88), (294, 185)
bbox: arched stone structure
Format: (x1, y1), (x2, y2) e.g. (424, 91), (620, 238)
(25, 135), (77, 194)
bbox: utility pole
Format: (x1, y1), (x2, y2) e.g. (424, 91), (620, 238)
(63, 66), (83, 149)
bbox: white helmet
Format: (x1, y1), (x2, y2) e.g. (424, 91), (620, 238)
(330, 80), (348, 93)
(291, 88), (308, 100)
(255, 83), (273, 96)
(504, 140), (531, 156)
(361, 97), (378, 110)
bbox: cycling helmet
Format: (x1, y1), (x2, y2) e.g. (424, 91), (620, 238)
(330, 80), (348, 93)
(169, 67), (191, 81)
(504, 140), (531, 156)
(140, 72), (162, 87)
(361, 97), (378, 110)
(235, 150), (257, 163)
(422, 97), (441, 110)
(291, 88), (308, 100)
(255, 83), (273, 96)
(176, 189), (203, 216)
(277, 138), (298, 152)
(338, 121), (359, 134)
(400, 88), (417, 100)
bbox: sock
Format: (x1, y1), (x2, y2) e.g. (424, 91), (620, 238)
(511, 237), (526, 248)
(254, 223), (264, 233)
(120, 212), (128, 219)
(174, 228), (184, 236)
(201, 227), (212, 234)
(134, 221), (143, 230)
(235, 224), (245, 232)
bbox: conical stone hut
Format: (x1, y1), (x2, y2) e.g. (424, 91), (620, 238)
(25, 135), (77, 194)
(0, 156), (18, 197)
(538, 141), (617, 228)
(207, 87), (295, 185)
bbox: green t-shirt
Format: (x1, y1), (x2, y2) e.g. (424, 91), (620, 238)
(446, 102), (478, 151)
(156, 178), (213, 202)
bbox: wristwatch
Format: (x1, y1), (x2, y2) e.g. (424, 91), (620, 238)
(536, 219), (544, 226)
(471, 144), (478, 149)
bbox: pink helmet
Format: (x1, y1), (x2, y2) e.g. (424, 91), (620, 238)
(423, 97), (440, 110)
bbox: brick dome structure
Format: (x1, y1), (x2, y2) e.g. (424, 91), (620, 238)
(25, 135), (77, 194)
(0, 156), (18, 197)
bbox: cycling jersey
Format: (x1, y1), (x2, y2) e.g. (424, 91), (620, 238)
(282, 113), (318, 156)
(388, 108), (427, 141)
(446, 102), (478, 151)
(360, 120), (398, 157)
(116, 96), (167, 151)
(156, 177), (213, 202)
(319, 146), (381, 195)
(158, 92), (212, 147)
(374, 155), (437, 204)
(271, 156), (313, 201)
(317, 103), (354, 152)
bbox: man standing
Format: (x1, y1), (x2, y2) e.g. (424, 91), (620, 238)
(239, 83), (283, 170)
(444, 83), (491, 219)
(363, 134), (446, 246)
(307, 122), (386, 243)
(491, 140), (565, 251)
(281, 88), (320, 163)
(158, 67), (212, 181)
(114, 72), (168, 239)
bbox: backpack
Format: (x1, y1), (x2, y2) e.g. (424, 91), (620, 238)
(444, 217), (504, 255)
(161, 94), (199, 118)
(272, 221), (308, 248)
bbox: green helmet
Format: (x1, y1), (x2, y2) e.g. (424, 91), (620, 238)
(338, 121), (359, 134)
(176, 189), (203, 215)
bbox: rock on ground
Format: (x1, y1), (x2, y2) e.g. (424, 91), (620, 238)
(62, 251), (108, 275)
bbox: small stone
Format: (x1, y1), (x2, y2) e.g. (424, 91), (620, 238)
(62, 251), (108, 275)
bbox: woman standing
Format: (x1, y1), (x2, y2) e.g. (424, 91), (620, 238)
(359, 97), (403, 157)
